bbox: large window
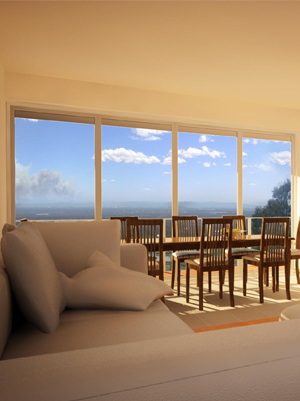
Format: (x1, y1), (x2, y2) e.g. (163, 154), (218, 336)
(243, 136), (291, 233)
(11, 108), (294, 235)
(101, 122), (172, 220)
(178, 129), (237, 218)
(14, 113), (95, 221)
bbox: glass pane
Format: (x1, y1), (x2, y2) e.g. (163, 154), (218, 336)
(243, 138), (291, 234)
(178, 132), (237, 218)
(102, 125), (172, 270)
(15, 117), (95, 222)
(102, 125), (172, 220)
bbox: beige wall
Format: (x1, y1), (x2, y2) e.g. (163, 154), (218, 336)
(0, 63), (6, 228)
(6, 72), (300, 133)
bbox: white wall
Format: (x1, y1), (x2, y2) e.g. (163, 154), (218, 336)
(0, 62), (6, 229)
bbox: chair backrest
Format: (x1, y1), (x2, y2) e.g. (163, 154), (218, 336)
(260, 217), (290, 265)
(200, 218), (233, 271)
(222, 215), (246, 231)
(110, 216), (138, 243)
(126, 218), (164, 280)
(172, 216), (199, 238)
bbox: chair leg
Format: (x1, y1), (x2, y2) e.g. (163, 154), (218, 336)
(258, 264), (264, 303)
(208, 271), (212, 293)
(171, 257), (175, 289)
(296, 259), (300, 285)
(219, 269), (223, 299)
(285, 262), (291, 300)
(228, 266), (235, 307)
(272, 266), (276, 293)
(243, 259), (247, 296)
(264, 267), (269, 287)
(276, 266), (279, 292)
(177, 260), (181, 296)
(186, 264), (190, 303)
(199, 269), (204, 311)
(222, 270), (226, 285)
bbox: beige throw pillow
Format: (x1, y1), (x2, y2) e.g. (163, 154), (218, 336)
(59, 250), (173, 311)
(1, 222), (65, 333)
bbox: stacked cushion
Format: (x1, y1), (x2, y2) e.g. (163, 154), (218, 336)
(59, 250), (173, 311)
(1, 222), (65, 333)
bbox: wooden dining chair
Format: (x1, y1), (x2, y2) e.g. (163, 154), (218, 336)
(242, 217), (291, 303)
(185, 218), (234, 311)
(126, 218), (164, 281)
(110, 216), (138, 243)
(222, 215), (259, 259)
(291, 217), (300, 284)
(171, 216), (199, 296)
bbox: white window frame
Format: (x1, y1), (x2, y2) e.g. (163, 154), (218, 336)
(8, 103), (296, 236)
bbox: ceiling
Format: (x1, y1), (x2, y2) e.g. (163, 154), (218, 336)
(0, 1), (300, 109)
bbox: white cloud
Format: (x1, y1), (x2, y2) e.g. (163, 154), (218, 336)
(224, 163), (231, 166)
(102, 148), (160, 164)
(102, 179), (107, 182)
(21, 118), (38, 122)
(143, 188), (151, 191)
(110, 179), (115, 182)
(178, 146), (226, 160)
(131, 128), (168, 141)
(198, 135), (214, 143)
(256, 163), (272, 172)
(243, 165), (248, 169)
(243, 152), (248, 156)
(213, 162), (217, 166)
(269, 151), (291, 166)
(163, 171), (171, 175)
(203, 162), (210, 168)
(15, 163), (74, 200)
(162, 155), (186, 165)
(249, 183), (256, 186)
(243, 139), (258, 145)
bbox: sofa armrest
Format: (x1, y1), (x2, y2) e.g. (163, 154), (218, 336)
(120, 244), (148, 275)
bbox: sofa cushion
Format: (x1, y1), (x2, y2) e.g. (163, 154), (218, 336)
(2, 320), (300, 400)
(0, 261), (12, 359)
(59, 250), (173, 311)
(1, 300), (193, 359)
(33, 220), (121, 277)
(1, 222), (65, 334)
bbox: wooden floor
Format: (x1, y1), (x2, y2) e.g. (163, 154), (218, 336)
(164, 265), (300, 330)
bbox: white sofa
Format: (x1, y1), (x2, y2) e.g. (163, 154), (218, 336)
(1, 220), (300, 400)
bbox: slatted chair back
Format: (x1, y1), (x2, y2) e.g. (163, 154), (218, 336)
(126, 218), (164, 280)
(260, 217), (290, 266)
(200, 218), (233, 271)
(110, 216), (138, 243)
(172, 216), (199, 239)
(222, 215), (246, 231)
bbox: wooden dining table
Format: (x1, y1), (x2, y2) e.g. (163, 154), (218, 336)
(162, 234), (262, 252)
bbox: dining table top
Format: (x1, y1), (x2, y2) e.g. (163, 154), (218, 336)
(162, 234), (293, 251)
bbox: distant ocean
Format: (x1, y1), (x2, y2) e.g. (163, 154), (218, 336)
(15, 203), (256, 222)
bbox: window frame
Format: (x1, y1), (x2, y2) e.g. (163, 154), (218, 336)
(8, 104), (295, 235)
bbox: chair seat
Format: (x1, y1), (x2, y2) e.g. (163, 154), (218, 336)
(172, 250), (199, 258)
(291, 249), (300, 257)
(226, 248), (260, 256)
(242, 253), (286, 264)
(185, 258), (230, 268)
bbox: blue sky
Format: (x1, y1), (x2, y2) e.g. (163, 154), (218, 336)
(15, 118), (291, 208)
